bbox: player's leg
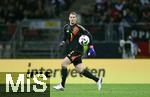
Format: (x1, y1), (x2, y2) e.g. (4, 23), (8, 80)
(53, 57), (71, 90)
(61, 57), (71, 87)
(75, 63), (99, 82)
(70, 51), (100, 83)
(74, 62), (102, 91)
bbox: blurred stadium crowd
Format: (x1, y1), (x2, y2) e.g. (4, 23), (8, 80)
(0, 0), (73, 23)
(94, 0), (149, 23)
(0, 0), (149, 24)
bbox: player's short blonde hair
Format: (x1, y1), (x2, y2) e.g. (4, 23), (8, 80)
(69, 11), (77, 16)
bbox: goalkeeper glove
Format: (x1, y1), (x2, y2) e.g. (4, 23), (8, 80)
(59, 41), (65, 47)
(88, 45), (96, 57)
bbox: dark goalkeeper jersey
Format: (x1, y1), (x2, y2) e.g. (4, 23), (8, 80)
(62, 24), (93, 54)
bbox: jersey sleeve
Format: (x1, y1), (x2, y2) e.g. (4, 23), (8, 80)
(62, 24), (68, 42)
(84, 30), (93, 46)
(82, 28), (93, 46)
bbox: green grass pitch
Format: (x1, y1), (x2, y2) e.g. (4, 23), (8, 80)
(50, 84), (150, 97)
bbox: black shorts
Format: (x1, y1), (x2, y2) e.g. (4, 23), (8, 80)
(67, 51), (82, 66)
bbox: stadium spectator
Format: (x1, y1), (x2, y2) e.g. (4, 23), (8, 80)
(140, 0), (149, 6)
(140, 3), (150, 23)
(95, 0), (107, 14)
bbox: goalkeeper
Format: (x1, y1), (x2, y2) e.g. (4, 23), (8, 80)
(53, 11), (102, 91)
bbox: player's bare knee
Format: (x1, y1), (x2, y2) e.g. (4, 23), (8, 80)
(61, 57), (71, 67)
(75, 66), (84, 73)
(61, 62), (67, 68)
(75, 68), (80, 73)
(75, 63), (85, 73)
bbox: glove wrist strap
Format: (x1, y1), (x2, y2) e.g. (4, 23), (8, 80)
(89, 45), (94, 48)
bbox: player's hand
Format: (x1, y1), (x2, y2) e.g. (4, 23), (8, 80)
(59, 41), (65, 47)
(88, 45), (96, 57)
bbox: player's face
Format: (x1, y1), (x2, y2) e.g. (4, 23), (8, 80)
(69, 14), (77, 25)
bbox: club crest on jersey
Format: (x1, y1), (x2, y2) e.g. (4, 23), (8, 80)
(66, 30), (69, 33)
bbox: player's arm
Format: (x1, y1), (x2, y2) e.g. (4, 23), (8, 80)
(83, 29), (93, 46)
(83, 29), (96, 57)
(59, 25), (68, 47)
